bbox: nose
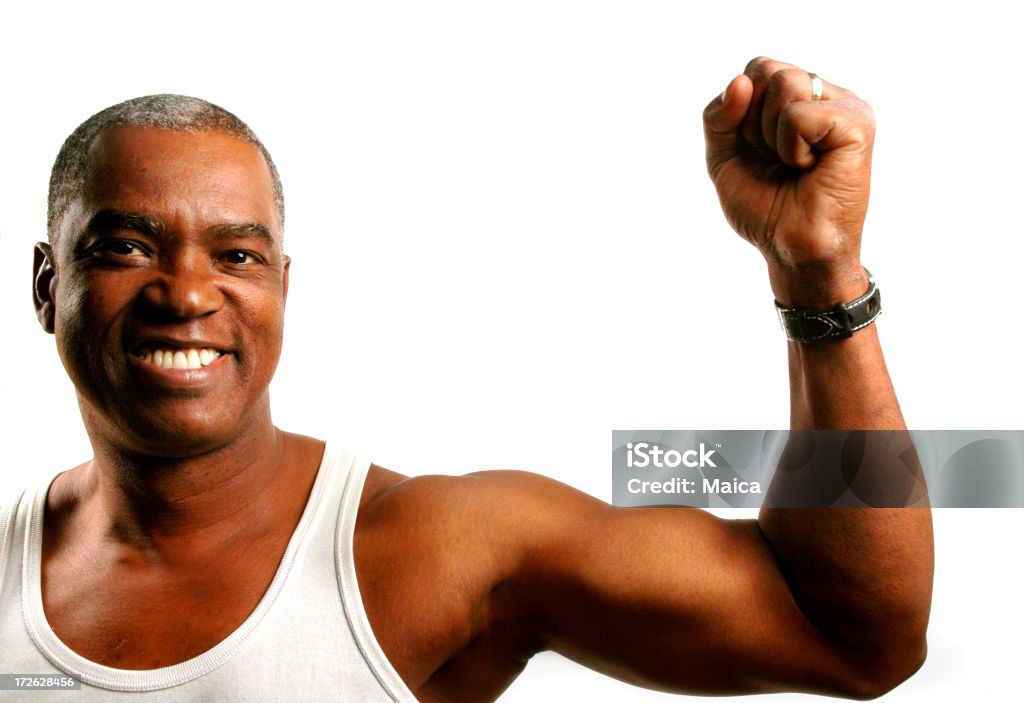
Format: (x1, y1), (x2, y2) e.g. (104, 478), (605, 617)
(138, 253), (225, 320)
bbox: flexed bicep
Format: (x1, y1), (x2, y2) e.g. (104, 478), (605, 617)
(513, 492), (870, 697)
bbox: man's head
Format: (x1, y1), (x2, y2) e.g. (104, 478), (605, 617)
(47, 94), (285, 244)
(35, 97), (290, 458)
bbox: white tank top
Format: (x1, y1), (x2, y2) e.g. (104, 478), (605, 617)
(0, 444), (418, 702)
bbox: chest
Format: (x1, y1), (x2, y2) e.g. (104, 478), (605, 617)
(41, 537), (287, 669)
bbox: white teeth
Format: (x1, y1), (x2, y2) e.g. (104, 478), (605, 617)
(139, 347), (223, 370)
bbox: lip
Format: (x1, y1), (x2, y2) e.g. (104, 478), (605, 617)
(128, 349), (232, 388)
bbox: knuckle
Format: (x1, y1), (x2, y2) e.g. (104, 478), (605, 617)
(702, 100), (719, 121)
(845, 102), (877, 142)
(778, 100), (801, 121)
(777, 102), (803, 135)
(744, 55), (772, 75)
(861, 102), (877, 130)
(768, 68), (806, 99)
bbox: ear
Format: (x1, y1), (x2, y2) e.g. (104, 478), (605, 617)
(33, 242), (57, 334)
(282, 254), (291, 303)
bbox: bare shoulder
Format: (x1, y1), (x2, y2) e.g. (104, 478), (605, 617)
(358, 467), (615, 540)
(360, 465), (732, 542)
(355, 465), (732, 577)
(352, 467), (627, 692)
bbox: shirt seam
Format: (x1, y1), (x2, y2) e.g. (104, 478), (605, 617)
(336, 456), (419, 703)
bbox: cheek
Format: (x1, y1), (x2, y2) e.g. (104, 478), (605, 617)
(234, 290), (287, 368)
(53, 279), (90, 366)
(259, 302), (287, 362)
(53, 274), (128, 374)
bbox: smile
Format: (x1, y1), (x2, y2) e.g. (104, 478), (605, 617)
(135, 347), (225, 370)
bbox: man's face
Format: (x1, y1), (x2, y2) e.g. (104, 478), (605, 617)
(39, 125), (289, 457)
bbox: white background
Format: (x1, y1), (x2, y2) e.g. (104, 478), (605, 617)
(1, 1), (1021, 700)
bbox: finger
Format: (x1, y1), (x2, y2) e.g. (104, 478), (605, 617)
(739, 57), (801, 158)
(775, 97), (875, 171)
(762, 69), (851, 157)
(703, 74), (753, 173)
(761, 68), (818, 153)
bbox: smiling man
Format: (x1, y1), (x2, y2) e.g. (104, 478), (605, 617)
(0, 58), (933, 702)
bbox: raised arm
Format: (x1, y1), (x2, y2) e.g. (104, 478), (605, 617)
(512, 57), (932, 698)
(704, 56), (934, 691)
(357, 58), (933, 703)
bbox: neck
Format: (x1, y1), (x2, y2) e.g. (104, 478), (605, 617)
(68, 416), (309, 555)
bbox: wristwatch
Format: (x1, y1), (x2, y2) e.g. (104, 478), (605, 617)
(775, 271), (882, 343)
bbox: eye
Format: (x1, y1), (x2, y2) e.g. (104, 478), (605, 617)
(90, 240), (150, 261)
(222, 250), (259, 265)
(109, 241), (140, 255)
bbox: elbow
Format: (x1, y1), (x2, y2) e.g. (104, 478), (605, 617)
(836, 635), (928, 700)
(824, 583), (933, 699)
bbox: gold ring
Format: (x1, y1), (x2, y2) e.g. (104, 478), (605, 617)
(809, 73), (823, 101)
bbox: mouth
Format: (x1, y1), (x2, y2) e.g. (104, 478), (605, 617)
(134, 346), (227, 371)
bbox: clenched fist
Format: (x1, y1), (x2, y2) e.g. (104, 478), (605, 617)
(704, 57), (875, 308)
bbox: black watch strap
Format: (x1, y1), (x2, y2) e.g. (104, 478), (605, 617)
(775, 271), (882, 343)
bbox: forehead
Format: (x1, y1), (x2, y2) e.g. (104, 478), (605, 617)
(70, 125), (280, 239)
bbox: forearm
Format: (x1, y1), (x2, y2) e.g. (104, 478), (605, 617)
(772, 263), (902, 430)
(759, 264), (934, 691)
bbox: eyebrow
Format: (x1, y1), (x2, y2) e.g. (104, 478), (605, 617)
(210, 222), (278, 249)
(84, 210), (278, 249)
(86, 209), (165, 237)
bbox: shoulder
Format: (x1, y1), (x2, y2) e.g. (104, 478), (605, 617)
(355, 465), (724, 586)
(0, 469), (62, 577)
(353, 465), (620, 598)
(359, 466), (611, 542)
(351, 466), (625, 686)
(0, 464), (92, 567)
(0, 465), (76, 535)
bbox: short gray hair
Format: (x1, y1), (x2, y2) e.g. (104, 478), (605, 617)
(48, 94), (284, 241)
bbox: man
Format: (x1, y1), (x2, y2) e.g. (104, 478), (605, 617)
(0, 57), (932, 701)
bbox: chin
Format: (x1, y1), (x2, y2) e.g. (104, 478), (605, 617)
(80, 396), (270, 461)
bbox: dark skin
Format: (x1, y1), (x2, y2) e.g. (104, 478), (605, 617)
(34, 58), (932, 701)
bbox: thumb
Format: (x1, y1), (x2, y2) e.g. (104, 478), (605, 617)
(703, 74), (753, 173)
